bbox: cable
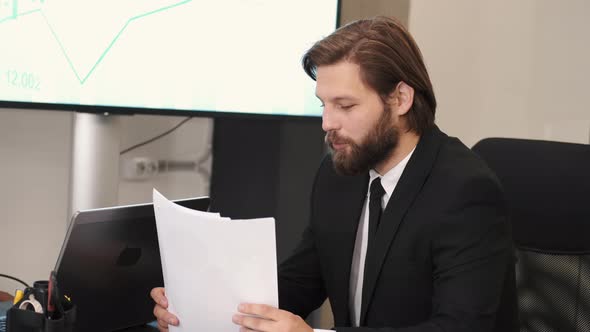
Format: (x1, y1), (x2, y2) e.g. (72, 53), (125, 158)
(120, 117), (193, 155)
(0, 273), (29, 288)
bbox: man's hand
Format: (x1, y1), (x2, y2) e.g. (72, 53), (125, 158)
(232, 303), (313, 332)
(150, 287), (179, 332)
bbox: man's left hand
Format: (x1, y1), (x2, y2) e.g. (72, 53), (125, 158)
(232, 303), (313, 332)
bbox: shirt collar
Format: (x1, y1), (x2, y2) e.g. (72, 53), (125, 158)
(368, 147), (416, 199)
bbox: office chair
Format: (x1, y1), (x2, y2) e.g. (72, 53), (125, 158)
(472, 137), (590, 332)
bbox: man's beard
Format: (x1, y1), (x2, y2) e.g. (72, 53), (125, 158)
(326, 109), (399, 176)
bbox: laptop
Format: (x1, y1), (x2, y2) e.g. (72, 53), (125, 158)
(55, 196), (210, 332)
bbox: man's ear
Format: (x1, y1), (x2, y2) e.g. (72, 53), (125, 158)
(389, 81), (414, 116)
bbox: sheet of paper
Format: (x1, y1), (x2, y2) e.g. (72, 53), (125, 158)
(153, 189), (278, 332)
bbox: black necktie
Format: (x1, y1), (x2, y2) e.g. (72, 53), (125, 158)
(368, 177), (386, 241)
(361, 177), (386, 317)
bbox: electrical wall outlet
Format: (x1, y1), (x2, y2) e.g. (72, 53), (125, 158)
(120, 157), (159, 181)
(120, 157), (204, 181)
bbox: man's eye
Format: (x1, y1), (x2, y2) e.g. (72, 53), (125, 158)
(339, 104), (355, 110)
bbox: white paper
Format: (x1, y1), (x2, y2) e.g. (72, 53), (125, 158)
(153, 189), (278, 332)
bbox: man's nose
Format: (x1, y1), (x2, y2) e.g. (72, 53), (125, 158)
(322, 107), (339, 132)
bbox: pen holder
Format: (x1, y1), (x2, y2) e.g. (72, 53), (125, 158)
(6, 280), (76, 332)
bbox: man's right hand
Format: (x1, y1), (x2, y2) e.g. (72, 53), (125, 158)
(150, 287), (179, 331)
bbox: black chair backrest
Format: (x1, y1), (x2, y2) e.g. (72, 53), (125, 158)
(472, 138), (590, 332)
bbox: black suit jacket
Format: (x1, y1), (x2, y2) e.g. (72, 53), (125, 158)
(278, 126), (519, 332)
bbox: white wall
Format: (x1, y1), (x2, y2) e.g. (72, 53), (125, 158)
(408, 0), (590, 147)
(118, 114), (212, 205)
(340, 0), (409, 26)
(0, 109), (212, 292)
(0, 109), (73, 291)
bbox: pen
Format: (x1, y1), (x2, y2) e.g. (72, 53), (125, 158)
(13, 289), (24, 304)
(47, 271), (56, 318)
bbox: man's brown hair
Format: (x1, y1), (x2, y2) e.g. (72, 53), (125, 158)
(303, 16), (436, 135)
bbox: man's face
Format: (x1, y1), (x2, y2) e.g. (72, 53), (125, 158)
(316, 61), (399, 175)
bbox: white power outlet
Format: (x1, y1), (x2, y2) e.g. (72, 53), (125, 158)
(120, 157), (202, 181)
(120, 157), (159, 181)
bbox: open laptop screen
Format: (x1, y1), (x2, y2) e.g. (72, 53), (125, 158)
(55, 197), (210, 332)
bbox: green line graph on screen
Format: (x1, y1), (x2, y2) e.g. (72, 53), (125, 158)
(0, 0), (192, 85)
(1, 0), (336, 116)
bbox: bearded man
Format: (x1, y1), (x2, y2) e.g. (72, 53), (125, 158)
(152, 16), (518, 332)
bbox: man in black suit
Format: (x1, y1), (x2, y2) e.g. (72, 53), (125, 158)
(152, 16), (518, 332)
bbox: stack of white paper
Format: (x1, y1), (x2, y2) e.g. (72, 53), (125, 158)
(153, 189), (278, 332)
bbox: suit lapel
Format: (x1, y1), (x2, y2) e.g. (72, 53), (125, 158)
(322, 166), (368, 326)
(360, 126), (446, 324)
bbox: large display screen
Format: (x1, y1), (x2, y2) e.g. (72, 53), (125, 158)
(0, 0), (339, 117)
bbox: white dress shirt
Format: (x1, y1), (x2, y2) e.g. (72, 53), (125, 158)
(313, 149), (415, 332)
(348, 148), (415, 327)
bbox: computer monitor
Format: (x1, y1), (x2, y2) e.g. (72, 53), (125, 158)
(55, 196), (210, 332)
(0, 0), (340, 118)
